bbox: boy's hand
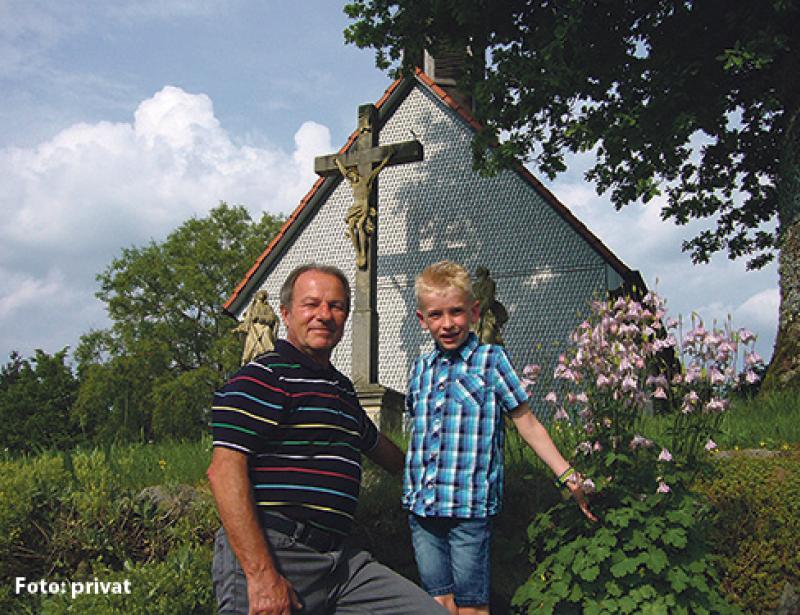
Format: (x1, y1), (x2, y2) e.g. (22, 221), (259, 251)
(565, 473), (598, 522)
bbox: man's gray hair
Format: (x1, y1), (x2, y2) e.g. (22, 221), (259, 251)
(279, 264), (351, 313)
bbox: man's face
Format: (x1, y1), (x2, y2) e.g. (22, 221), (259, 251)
(281, 271), (349, 364)
(416, 286), (479, 351)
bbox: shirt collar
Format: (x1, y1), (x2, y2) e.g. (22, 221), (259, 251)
(275, 339), (335, 374)
(425, 331), (480, 366)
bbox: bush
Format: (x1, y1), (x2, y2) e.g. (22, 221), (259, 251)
(0, 441), (218, 614)
(511, 293), (756, 613)
(0, 454), (71, 611)
(39, 544), (214, 615)
(699, 448), (800, 613)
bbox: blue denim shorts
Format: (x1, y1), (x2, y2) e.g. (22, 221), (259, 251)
(408, 514), (492, 607)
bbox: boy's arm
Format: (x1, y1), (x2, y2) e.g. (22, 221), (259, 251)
(509, 403), (597, 522)
(365, 432), (405, 475)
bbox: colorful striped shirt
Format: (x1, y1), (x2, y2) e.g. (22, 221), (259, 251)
(403, 333), (528, 518)
(211, 340), (379, 536)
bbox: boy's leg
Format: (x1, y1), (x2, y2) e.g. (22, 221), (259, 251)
(449, 517), (492, 614)
(408, 514), (458, 612)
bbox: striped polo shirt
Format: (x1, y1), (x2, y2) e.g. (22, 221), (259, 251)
(403, 333), (528, 518)
(211, 340), (379, 536)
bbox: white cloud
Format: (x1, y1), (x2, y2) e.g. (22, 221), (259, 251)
(0, 86), (332, 358)
(735, 287), (779, 337)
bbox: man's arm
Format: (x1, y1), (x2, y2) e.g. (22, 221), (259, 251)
(364, 432), (405, 475)
(509, 403), (597, 522)
(207, 447), (302, 614)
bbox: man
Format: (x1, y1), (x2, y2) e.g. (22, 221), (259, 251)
(208, 264), (447, 615)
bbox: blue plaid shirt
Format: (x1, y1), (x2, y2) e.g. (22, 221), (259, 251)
(403, 333), (528, 518)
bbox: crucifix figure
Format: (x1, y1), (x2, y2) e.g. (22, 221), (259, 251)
(315, 104), (423, 387)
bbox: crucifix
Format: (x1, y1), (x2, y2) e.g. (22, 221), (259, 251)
(315, 104), (423, 388)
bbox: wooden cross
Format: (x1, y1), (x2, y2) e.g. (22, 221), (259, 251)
(315, 104), (423, 387)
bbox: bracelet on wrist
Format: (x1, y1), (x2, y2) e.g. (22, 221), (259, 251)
(555, 466), (576, 488)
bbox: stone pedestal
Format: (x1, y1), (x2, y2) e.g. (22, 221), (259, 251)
(356, 383), (404, 432)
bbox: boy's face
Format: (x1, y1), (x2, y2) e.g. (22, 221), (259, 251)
(416, 286), (480, 351)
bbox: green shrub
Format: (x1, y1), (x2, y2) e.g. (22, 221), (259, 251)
(512, 491), (737, 614)
(698, 448), (800, 613)
(1, 441), (218, 614)
(39, 544), (214, 615)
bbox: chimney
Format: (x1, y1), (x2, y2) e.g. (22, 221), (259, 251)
(421, 48), (477, 112)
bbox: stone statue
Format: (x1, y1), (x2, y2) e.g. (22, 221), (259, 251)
(335, 153), (392, 269)
(233, 290), (278, 365)
(472, 266), (508, 345)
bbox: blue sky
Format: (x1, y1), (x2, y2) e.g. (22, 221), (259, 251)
(0, 0), (778, 366)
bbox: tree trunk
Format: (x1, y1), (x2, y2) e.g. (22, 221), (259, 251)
(763, 117), (800, 393)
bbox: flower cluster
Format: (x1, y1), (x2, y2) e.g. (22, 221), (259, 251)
(526, 290), (764, 495)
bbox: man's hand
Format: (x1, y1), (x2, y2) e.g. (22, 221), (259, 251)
(247, 570), (302, 615)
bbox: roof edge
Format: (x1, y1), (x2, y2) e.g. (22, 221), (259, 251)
(412, 68), (633, 280)
(224, 68), (637, 316)
(222, 75), (412, 317)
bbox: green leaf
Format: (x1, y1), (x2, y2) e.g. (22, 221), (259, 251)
(645, 547), (669, 573)
(661, 527), (688, 548)
(605, 580), (623, 597)
(667, 567), (690, 593)
(610, 556), (639, 578)
(579, 564), (600, 582)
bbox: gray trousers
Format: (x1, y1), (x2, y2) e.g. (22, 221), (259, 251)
(213, 527), (449, 614)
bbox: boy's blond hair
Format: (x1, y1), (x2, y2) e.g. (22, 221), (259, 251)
(415, 261), (475, 310)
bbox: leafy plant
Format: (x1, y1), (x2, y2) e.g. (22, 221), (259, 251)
(512, 291), (761, 612)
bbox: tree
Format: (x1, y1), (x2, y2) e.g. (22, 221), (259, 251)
(344, 0), (800, 390)
(0, 349), (79, 453)
(74, 202), (284, 442)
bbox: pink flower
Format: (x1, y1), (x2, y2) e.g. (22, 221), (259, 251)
(553, 407), (570, 421)
(544, 391), (558, 404)
(596, 374), (611, 388)
(684, 366), (701, 384)
(630, 434), (653, 450)
(745, 370), (759, 384)
(705, 439), (718, 451)
(576, 441), (593, 455)
(745, 351), (763, 367)
(705, 398), (726, 413)
(621, 375), (638, 392)
(576, 392), (588, 404)
(709, 367), (725, 385)
(523, 364), (541, 378)
(738, 328), (756, 344)
(652, 387), (668, 400)
(592, 441), (603, 452)
(656, 480), (671, 494)
(658, 448), (673, 462)
(581, 478), (596, 494)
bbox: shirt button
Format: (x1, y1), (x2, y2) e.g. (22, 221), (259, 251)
(437, 383), (445, 390)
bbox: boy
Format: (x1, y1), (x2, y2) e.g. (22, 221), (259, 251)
(403, 261), (595, 615)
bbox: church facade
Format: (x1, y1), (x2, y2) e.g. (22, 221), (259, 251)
(224, 69), (641, 408)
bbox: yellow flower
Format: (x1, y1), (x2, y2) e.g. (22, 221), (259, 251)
(759, 441), (766, 448)
(159, 459), (167, 471)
